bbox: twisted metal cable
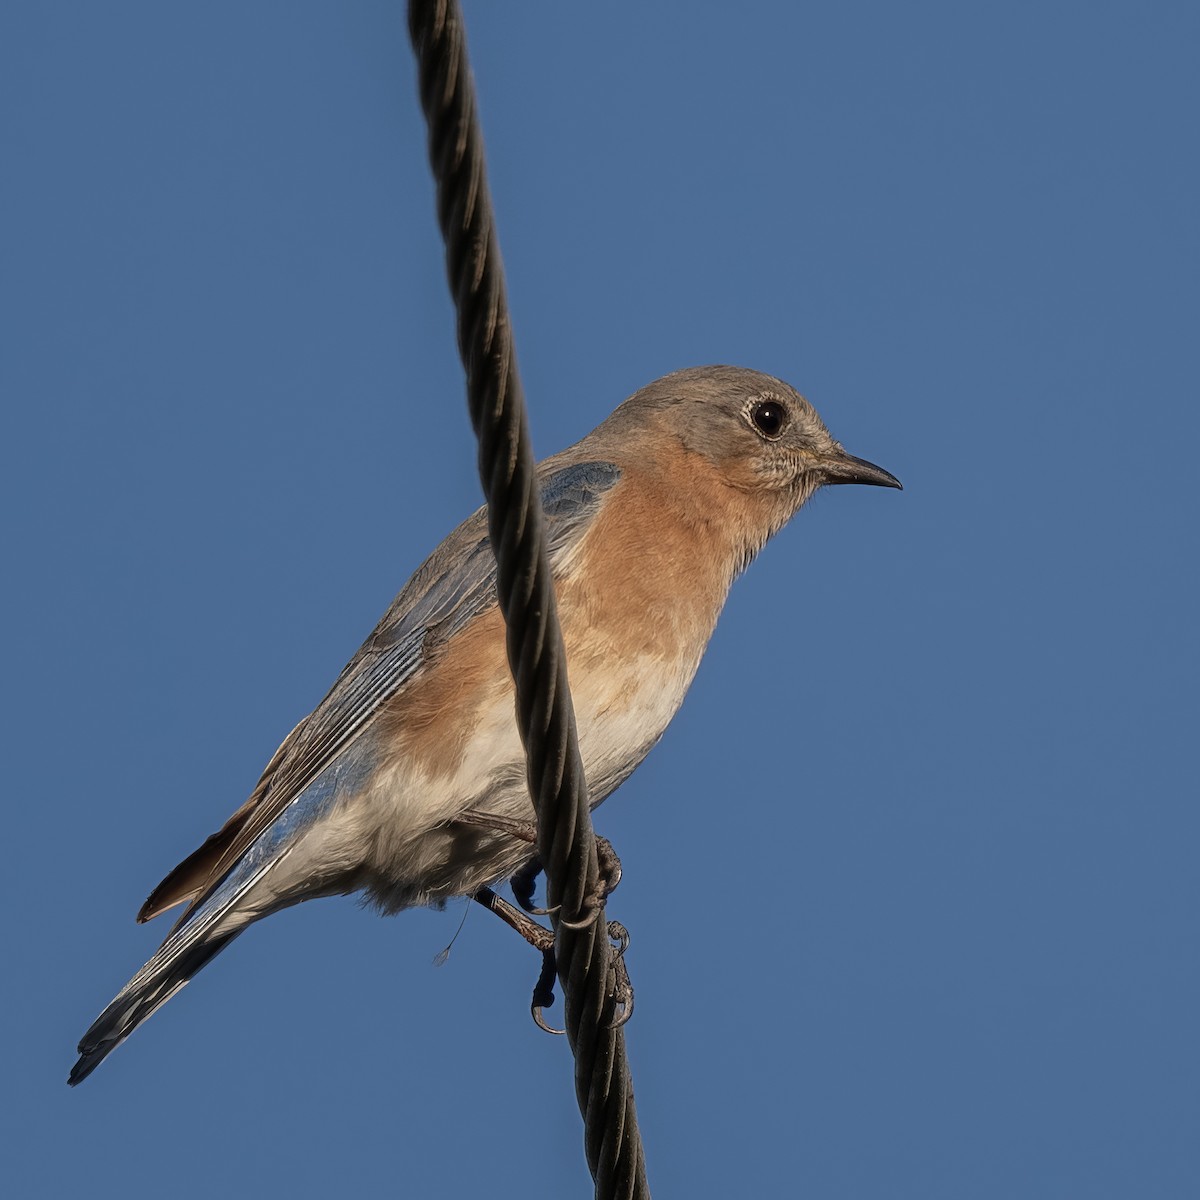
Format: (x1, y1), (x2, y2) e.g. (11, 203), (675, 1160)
(407, 3), (649, 1196)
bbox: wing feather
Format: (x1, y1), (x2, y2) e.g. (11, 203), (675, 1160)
(162, 460), (622, 926)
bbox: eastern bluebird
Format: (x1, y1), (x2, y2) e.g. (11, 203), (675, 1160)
(69, 364), (901, 1084)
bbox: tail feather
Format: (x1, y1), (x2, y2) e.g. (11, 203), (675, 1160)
(137, 803), (256, 924)
(68, 931), (239, 1086)
(71, 754), (353, 1085)
(136, 723), (303, 925)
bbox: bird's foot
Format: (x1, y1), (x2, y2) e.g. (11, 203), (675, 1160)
(530, 946), (563, 1035)
(471, 886), (633, 1035)
(604, 920), (635, 1028)
(531, 920), (634, 1035)
(512, 835), (623, 926)
(455, 809), (624, 927)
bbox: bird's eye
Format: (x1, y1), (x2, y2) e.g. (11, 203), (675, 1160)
(750, 400), (787, 439)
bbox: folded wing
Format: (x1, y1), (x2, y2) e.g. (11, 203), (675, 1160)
(69, 460), (620, 1084)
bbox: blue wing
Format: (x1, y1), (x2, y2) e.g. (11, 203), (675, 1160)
(69, 460), (622, 1083)
(189, 458), (622, 918)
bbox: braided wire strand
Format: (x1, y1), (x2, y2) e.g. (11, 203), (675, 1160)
(407, 3), (649, 1196)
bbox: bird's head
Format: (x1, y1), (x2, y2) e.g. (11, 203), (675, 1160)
(607, 365), (901, 545)
(668, 364), (898, 495)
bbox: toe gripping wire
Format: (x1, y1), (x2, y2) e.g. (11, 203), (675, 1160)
(407, 3), (650, 1198)
(462, 818), (634, 1036)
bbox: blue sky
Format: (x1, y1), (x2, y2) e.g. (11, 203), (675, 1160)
(4, 3), (1197, 1196)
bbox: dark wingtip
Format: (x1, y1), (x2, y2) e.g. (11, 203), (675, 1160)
(68, 1048), (101, 1087)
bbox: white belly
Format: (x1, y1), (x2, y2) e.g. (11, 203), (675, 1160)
(301, 643), (706, 912)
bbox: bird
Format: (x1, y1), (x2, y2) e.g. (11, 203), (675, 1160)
(69, 364), (901, 1085)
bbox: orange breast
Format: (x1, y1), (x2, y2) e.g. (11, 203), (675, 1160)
(383, 451), (751, 785)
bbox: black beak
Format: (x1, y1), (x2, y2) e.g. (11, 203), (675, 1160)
(821, 449), (903, 490)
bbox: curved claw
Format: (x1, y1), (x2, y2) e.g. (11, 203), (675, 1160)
(596, 837), (623, 899)
(532, 1004), (566, 1036)
(610, 995), (634, 1029)
(556, 837), (625, 927)
(606, 920), (634, 1029)
(530, 947), (565, 1036)
(556, 904), (603, 931)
